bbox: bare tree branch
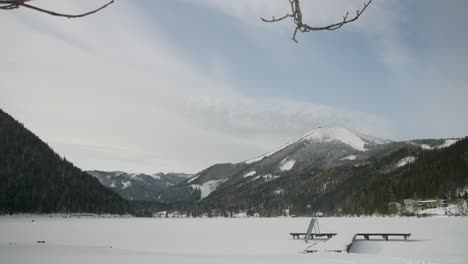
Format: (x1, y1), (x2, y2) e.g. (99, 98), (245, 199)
(261, 0), (372, 43)
(0, 0), (114, 18)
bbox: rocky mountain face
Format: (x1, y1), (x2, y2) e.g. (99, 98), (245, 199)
(88, 171), (192, 201)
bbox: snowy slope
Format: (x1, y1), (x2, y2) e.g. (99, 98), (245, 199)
(161, 127), (394, 203)
(414, 139), (459, 150)
(154, 129), (463, 205)
(244, 127), (389, 164)
(191, 179), (228, 199)
(300, 127), (386, 151)
(396, 156), (416, 167)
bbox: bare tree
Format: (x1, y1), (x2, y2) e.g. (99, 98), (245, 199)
(0, 0), (113, 18)
(262, 0), (372, 43)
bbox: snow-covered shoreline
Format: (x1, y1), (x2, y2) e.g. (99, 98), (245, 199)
(1, 216), (467, 264)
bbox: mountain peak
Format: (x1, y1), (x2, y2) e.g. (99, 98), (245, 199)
(244, 127), (389, 164)
(299, 127), (390, 151)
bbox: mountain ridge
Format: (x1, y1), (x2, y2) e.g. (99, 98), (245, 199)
(88, 170), (192, 201)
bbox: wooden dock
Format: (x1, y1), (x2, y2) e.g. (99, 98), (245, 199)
(297, 232), (411, 253)
(290, 232), (337, 239)
(354, 233), (411, 241)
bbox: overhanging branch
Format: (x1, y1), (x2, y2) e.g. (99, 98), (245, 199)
(0, 0), (114, 18)
(261, 0), (372, 43)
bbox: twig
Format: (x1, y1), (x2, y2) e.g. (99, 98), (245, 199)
(261, 0), (372, 43)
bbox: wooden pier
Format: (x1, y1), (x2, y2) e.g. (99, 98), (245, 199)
(354, 233), (411, 241)
(293, 232), (411, 253)
(290, 232), (337, 239)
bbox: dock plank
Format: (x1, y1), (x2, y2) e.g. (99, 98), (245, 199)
(290, 233), (337, 239)
(303, 232), (411, 253)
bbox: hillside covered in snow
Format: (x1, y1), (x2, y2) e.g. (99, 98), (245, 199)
(134, 127), (467, 217)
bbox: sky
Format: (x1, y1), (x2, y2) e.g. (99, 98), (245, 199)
(1, 0), (467, 174)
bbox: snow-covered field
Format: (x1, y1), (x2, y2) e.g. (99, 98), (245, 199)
(1, 216), (467, 264)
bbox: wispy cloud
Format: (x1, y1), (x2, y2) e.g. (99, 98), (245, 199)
(8, 0), (462, 174)
(191, 0), (413, 68)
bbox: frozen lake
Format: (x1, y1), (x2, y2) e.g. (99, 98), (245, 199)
(1, 216), (467, 264)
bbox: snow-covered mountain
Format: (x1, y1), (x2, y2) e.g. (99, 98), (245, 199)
(88, 171), (192, 201)
(157, 128), (462, 205)
(244, 127), (390, 165)
(90, 127), (461, 212)
(158, 127), (394, 203)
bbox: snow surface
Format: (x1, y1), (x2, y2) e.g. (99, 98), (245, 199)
(252, 174), (279, 182)
(420, 144), (432, 150)
(121, 181), (131, 189)
(243, 171), (256, 178)
(307, 232), (355, 252)
(436, 139), (458, 149)
(279, 159), (296, 171)
(187, 175), (199, 183)
(150, 175), (161, 180)
(419, 139), (459, 150)
(341, 155), (357, 161)
(420, 203), (468, 216)
(397, 156), (416, 168)
(301, 127), (371, 151)
(356, 133), (393, 145)
(191, 179), (227, 199)
(1, 216), (467, 264)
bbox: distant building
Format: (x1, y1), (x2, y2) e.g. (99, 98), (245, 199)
(153, 211), (167, 218)
(417, 200), (438, 209)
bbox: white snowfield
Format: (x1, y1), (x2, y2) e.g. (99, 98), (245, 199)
(301, 127), (382, 151)
(307, 232), (356, 252)
(279, 159), (296, 171)
(243, 171), (256, 178)
(418, 139), (459, 150)
(150, 174), (161, 180)
(1, 216), (467, 264)
(191, 179), (227, 199)
(121, 181), (131, 189)
(397, 156), (416, 168)
(341, 155), (357, 161)
(187, 175), (199, 183)
(436, 139), (458, 149)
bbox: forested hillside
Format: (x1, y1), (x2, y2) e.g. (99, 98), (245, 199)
(0, 109), (130, 214)
(163, 138), (468, 217)
(342, 137), (468, 215)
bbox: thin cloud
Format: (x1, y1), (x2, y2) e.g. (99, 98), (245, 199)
(0, 0), (411, 173)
